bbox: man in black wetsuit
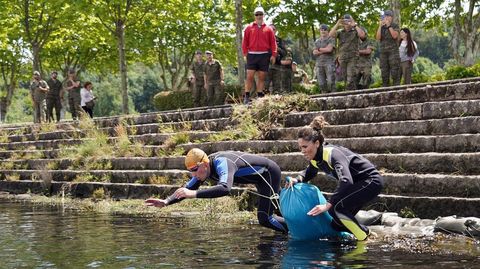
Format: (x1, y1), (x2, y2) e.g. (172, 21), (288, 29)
(145, 148), (288, 233)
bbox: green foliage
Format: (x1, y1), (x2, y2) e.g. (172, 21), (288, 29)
(92, 188), (106, 200)
(153, 90), (194, 111)
(445, 65), (479, 80)
(399, 206), (417, 218)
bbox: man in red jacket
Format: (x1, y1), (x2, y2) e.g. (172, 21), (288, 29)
(241, 6), (277, 104)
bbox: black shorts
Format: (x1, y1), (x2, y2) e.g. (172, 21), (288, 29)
(246, 53), (271, 72)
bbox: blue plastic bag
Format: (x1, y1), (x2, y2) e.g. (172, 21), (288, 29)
(280, 183), (349, 240)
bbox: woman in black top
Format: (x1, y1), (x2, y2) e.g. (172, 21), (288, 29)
(287, 116), (383, 240)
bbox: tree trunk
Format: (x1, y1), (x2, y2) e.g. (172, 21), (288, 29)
(0, 65), (17, 123)
(451, 0), (480, 66)
(116, 21), (129, 114)
(389, 0), (401, 27)
(235, 0), (245, 88)
(32, 45), (42, 74)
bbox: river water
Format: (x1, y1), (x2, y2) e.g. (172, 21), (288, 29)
(0, 199), (479, 268)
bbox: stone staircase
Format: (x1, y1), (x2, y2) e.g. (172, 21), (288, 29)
(1, 77), (479, 219)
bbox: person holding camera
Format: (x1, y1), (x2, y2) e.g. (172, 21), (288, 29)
(330, 14), (365, 91)
(375, 10), (401, 87)
(313, 24), (336, 93)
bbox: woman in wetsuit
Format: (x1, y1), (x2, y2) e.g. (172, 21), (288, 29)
(287, 116), (383, 240)
(145, 148), (288, 233)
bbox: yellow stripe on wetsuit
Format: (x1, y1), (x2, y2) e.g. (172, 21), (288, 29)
(337, 212), (369, 240)
(310, 146), (334, 170)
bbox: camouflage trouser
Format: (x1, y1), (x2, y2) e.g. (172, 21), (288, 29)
(192, 82), (205, 106)
(400, 61), (413, 85)
(356, 65), (372, 89)
(316, 63), (336, 93)
(340, 57), (358, 91)
(266, 65), (282, 94)
(282, 68), (292, 93)
(206, 82), (224, 106)
(380, 50), (401, 86)
(68, 92), (83, 120)
(46, 96), (62, 122)
(33, 99), (47, 123)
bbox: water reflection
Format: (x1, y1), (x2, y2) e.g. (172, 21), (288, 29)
(1, 199), (479, 268)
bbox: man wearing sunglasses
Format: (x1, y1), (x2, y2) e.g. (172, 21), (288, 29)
(241, 6), (277, 104)
(145, 148), (288, 233)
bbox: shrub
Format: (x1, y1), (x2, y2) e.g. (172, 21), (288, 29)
(153, 90), (194, 111)
(445, 65), (477, 80)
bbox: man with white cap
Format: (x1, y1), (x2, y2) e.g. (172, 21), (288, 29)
(241, 6), (277, 104)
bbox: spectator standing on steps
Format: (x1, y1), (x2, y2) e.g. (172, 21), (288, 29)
(376, 10), (401, 87)
(46, 71), (63, 122)
(399, 28), (419, 85)
(313, 24), (336, 93)
(330, 15), (365, 91)
(190, 50), (206, 106)
(64, 69), (82, 120)
(242, 6), (277, 104)
(203, 51), (225, 106)
(30, 71), (49, 124)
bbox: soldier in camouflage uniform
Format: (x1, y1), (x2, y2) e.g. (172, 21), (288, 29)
(190, 50), (205, 106)
(46, 71), (63, 122)
(266, 25), (286, 94)
(376, 10), (401, 86)
(330, 15), (366, 91)
(30, 71), (49, 124)
(292, 62), (308, 85)
(281, 47), (293, 93)
(64, 69), (82, 120)
(203, 51), (224, 106)
(313, 24), (336, 93)
(356, 30), (375, 89)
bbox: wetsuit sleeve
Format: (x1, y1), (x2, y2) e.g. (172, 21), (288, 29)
(298, 163), (319, 183)
(196, 157), (235, 198)
(165, 177), (202, 205)
(328, 149), (354, 205)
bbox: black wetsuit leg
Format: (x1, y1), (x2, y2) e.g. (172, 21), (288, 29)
(255, 164), (288, 233)
(328, 174), (383, 236)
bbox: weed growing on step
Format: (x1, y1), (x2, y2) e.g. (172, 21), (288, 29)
(73, 173), (96, 182)
(0, 161), (16, 170)
(46, 162), (59, 170)
(5, 173), (20, 181)
(92, 188), (106, 200)
(37, 122), (57, 133)
(0, 130), (10, 143)
(146, 175), (171, 185)
(400, 206), (417, 218)
(27, 194), (255, 226)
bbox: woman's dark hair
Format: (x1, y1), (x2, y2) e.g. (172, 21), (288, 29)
(297, 116), (328, 144)
(84, 81), (92, 88)
(401, 28), (416, 57)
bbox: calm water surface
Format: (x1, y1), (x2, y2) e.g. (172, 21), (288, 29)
(0, 199), (478, 268)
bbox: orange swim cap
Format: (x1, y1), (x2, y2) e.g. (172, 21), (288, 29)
(185, 148), (209, 170)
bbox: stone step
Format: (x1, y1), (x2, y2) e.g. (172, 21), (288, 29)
(269, 116), (480, 140)
(181, 134), (480, 154)
(3, 150), (480, 176)
(0, 180), (478, 218)
(0, 106), (233, 135)
(2, 168), (479, 199)
(0, 169), (189, 184)
(299, 172), (480, 198)
(310, 80), (480, 111)
(285, 99), (480, 127)
(0, 130), (217, 150)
